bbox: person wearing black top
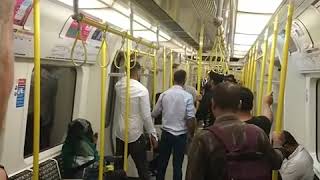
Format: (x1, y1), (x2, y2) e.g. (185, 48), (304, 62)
(237, 87), (273, 135)
(195, 81), (214, 127)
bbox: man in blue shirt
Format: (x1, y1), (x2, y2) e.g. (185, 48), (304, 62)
(152, 70), (196, 180)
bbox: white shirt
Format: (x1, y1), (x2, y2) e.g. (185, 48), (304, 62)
(152, 85), (195, 136)
(280, 145), (314, 180)
(114, 77), (157, 143)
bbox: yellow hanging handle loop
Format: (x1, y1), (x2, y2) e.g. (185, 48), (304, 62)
(70, 22), (88, 67)
(129, 38), (141, 70)
(96, 30), (111, 68)
(113, 37), (126, 69)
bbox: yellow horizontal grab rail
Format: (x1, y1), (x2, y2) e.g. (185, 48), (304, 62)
(73, 14), (159, 49)
(127, 49), (155, 57)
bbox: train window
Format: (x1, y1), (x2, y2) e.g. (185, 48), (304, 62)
(317, 79), (320, 161)
(24, 65), (76, 158)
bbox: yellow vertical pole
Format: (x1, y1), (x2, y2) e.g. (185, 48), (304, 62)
(124, 38), (131, 171)
(170, 50), (174, 87)
(267, 16), (279, 94)
(197, 24), (204, 94)
(186, 61), (190, 85)
(33, 0), (41, 179)
(98, 33), (107, 180)
(162, 47), (166, 91)
(153, 50), (157, 106)
(245, 50), (251, 88)
(257, 31), (269, 115)
(272, 2), (294, 180)
(241, 66), (246, 85)
(248, 48), (255, 89)
(251, 44), (259, 92)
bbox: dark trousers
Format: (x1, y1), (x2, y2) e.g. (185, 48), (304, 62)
(156, 130), (187, 180)
(116, 135), (150, 180)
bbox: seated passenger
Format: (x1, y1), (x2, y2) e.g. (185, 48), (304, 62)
(237, 87), (273, 135)
(61, 118), (98, 179)
(186, 82), (284, 180)
(279, 131), (314, 180)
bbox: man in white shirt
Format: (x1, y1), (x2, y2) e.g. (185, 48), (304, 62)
(152, 70), (196, 180)
(279, 130), (314, 180)
(115, 61), (158, 180)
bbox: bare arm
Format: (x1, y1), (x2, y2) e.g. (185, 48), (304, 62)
(140, 91), (157, 139)
(262, 93), (273, 123)
(0, 168), (7, 180)
(151, 94), (163, 118)
(186, 95), (196, 137)
(0, 1), (15, 127)
(259, 131), (284, 170)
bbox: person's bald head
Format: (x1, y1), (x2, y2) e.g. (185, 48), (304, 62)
(211, 82), (241, 115)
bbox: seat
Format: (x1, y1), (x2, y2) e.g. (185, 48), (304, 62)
(9, 158), (61, 180)
(9, 170), (33, 180)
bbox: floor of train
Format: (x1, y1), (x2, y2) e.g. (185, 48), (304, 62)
(127, 155), (188, 180)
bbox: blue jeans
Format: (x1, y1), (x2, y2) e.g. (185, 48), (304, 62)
(157, 130), (187, 180)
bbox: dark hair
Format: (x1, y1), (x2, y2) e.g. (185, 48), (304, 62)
(126, 61), (141, 76)
(204, 80), (213, 92)
(209, 71), (224, 85)
(239, 87), (254, 111)
(283, 130), (298, 146)
(66, 118), (94, 143)
(174, 70), (187, 85)
(225, 74), (236, 83)
(212, 82), (241, 110)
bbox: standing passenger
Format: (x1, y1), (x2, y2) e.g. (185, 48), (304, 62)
(115, 61), (158, 180)
(186, 82), (284, 180)
(279, 131), (314, 180)
(237, 87), (273, 135)
(152, 70), (196, 180)
(0, 1), (15, 179)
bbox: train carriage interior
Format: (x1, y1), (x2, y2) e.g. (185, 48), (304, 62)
(3, 0), (320, 179)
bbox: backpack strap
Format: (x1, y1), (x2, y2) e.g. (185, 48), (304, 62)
(206, 126), (238, 152)
(206, 124), (260, 153)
